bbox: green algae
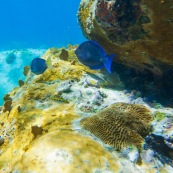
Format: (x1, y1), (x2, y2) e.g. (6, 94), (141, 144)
(154, 111), (167, 121)
(78, 0), (94, 32)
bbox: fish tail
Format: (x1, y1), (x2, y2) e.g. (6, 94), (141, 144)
(103, 54), (116, 73)
(46, 56), (53, 69)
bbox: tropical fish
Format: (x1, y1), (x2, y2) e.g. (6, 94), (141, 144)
(46, 56), (53, 69)
(75, 40), (115, 73)
(31, 56), (52, 75)
(6, 52), (16, 64)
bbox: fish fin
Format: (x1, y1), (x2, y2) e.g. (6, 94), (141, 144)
(46, 56), (53, 69)
(89, 64), (104, 70)
(103, 54), (116, 73)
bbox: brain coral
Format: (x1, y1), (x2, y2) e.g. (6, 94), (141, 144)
(80, 102), (153, 150)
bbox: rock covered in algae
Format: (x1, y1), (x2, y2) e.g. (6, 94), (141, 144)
(13, 131), (121, 173)
(0, 47), (173, 173)
(78, 0), (173, 75)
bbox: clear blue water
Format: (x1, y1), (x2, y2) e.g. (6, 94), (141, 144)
(0, 0), (86, 105)
(0, 0), (85, 50)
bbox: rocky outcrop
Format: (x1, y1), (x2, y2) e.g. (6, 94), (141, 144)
(0, 47), (173, 172)
(78, 0), (173, 76)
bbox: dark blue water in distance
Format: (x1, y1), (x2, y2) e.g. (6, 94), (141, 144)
(0, 0), (86, 50)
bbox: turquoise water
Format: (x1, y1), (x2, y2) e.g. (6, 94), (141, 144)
(0, 0), (86, 105)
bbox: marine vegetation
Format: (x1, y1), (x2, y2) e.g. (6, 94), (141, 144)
(80, 102), (153, 150)
(154, 111), (167, 122)
(75, 40), (115, 73)
(0, 46), (173, 172)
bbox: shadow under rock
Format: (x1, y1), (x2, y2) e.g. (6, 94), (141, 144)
(111, 62), (173, 107)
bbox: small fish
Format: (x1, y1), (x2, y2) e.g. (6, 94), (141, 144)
(75, 40), (115, 73)
(31, 57), (52, 75)
(46, 56), (53, 69)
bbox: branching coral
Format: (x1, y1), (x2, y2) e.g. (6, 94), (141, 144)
(80, 102), (153, 150)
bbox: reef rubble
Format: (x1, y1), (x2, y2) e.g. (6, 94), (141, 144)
(0, 47), (173, 173)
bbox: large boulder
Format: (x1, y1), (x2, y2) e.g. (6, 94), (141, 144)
(78, 0), (173, 76)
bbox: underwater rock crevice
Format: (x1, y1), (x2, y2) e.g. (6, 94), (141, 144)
(144, 133), (173, 167)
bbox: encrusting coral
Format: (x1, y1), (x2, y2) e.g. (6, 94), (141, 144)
(80, 102), (153, 150)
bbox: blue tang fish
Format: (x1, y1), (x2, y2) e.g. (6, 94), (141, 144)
(31, 57), (48, 75)
(75, 40), (115, 73)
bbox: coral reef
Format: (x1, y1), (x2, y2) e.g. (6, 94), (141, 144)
(78, 0), (173, 108)
(0, 47), (173, 172)
(14, 131), (121, 173)
(95, 0), (149, 44)
(78, 0), (173, 75)
(80, 102), (153, 150)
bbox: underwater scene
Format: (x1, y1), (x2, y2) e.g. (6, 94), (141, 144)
(0, 0), (173, 172)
